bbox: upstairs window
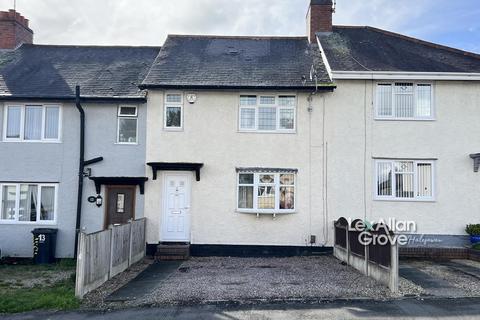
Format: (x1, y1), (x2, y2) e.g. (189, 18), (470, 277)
(239, 95), (296, 132)
(375, 160), (434, 201)
(237, 171), (296, 213)
(117, 106), (138, 144)
(0, 183), (57, 223)
(164, 93), (183, 130)
(3, 104), (61, 142)
(376, 83), (433, 120)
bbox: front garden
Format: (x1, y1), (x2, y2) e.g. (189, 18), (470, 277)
(0, 259), (79, 314)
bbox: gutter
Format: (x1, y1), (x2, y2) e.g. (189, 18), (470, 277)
(0, 95), (147, 103)
(332, 71), (480, 81)
(138, 84), (336, 91)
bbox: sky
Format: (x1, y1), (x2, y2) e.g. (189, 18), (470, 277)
(2, 0), (479, 53)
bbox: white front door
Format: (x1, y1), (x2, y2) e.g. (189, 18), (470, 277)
(161, 173), (191, 241)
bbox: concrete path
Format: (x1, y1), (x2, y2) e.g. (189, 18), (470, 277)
(399, 263), (468, 297)
(106, 261), (182, 302)
(4, 297), (480, 320)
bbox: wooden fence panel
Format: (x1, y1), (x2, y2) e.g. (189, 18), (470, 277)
(130, 218), (146, 265)
(110, 223), (131, 277)
(75, 218), (147, 298)
(75, 229), (111, 298)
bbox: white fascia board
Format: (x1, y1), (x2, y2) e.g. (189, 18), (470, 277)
(332, 71), (480, 81)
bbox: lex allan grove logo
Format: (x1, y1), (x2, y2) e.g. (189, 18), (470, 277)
(347, 218), (416, 246)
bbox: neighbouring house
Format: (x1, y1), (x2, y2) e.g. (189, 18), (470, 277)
(1, 0), (480, 258)
(0, 12), (160, 257)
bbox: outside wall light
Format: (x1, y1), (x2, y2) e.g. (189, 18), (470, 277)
(95, 195), (103, 207)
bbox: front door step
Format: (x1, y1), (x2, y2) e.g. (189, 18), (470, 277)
(155, 243), (190, 261)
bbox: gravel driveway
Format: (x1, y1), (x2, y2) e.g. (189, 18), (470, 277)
(140, 256), (420, 305)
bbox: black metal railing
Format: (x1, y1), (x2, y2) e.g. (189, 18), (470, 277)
(368, 223), (392, 267)
(349, 219), (366, 257)
(334, 217), (348, 249)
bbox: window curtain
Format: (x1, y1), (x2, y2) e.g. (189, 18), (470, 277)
(24, 106), (43, 140)
(40, 187), (55, 221)
(1, 186), (16, 220)
(19, 185), (38, 222)
(6, 106), (21, 138)
(44, 107), (59, 139)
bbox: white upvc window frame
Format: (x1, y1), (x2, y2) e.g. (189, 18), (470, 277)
(164, 92), (184, 131)
(116, 105), (138, 144)
(2, 103), (62, 142)
(0, 183), (58, 224)
(238, 94), (297, 133)
(374, 82), (435, 121)
(236, 171), (296, 214)
(374, 159), (435, 202)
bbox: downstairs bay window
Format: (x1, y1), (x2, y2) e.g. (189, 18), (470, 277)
(237, 170), (296, 213)
(0, 183), (57, 223)
(375, 160), (434, 201)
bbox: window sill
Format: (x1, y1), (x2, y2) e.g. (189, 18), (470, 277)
(114, 142), (138, 145)
(0, 220), (57, 225)
(236, 210), (296, 215)
(2, 140), (62, 144)
(163, 128), (183, 132)
(237, 130), (296, 134)
(374, 197), (435, 203)
(374, 117), (436, 122)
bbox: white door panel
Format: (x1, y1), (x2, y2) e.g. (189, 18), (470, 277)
(162, 173), (191, 241)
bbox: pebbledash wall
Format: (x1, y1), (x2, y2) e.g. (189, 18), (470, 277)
(144, 90), (330, 247)
(144, 81), (479, 248)
(0, 102), (146, 258)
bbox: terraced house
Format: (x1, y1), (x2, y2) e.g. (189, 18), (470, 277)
(1, 0), (480, 258)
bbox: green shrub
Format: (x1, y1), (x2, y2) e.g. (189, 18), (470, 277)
(473, 243), (480, 250)
(466, 224), (480, 236)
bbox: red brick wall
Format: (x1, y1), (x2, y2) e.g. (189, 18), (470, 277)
(307, 3), (333, 42)
(0, 10), (33, 49)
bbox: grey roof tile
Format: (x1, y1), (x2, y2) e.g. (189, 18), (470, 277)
(0, 44), (160, 99)
(318, 26), (480, 72)
(142, 35), (332, 89)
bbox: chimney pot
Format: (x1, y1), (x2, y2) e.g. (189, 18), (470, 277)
(307, 0), (334, 43)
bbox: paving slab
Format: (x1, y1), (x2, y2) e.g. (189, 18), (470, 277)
(400, 263), (467, 297)
(106, 261), (182, 302)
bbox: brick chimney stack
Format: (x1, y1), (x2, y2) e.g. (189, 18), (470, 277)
(307, 0), (334, 43)
(0, 9), (33, 49)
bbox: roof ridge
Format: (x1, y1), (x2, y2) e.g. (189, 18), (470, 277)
(167, 34), (308, 40)
(333, 25), (480, 60)
(19, 43), (162, 49)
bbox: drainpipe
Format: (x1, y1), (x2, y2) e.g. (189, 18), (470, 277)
(74, 85), (85, 258)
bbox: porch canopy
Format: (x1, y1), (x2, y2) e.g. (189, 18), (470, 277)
(147, 162), (204, 181)
(88, 176), (149, 194)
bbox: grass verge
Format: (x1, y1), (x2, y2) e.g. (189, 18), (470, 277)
(0, 260), (80, 314)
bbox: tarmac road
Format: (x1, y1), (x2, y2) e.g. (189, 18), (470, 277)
(3, 297), (480, 320)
